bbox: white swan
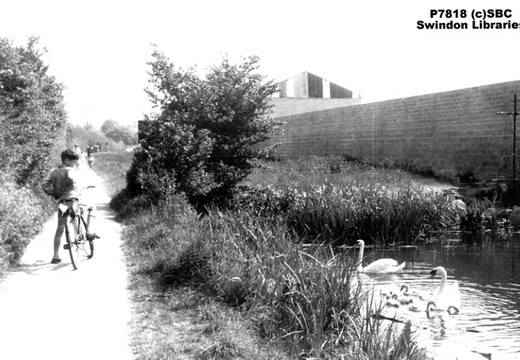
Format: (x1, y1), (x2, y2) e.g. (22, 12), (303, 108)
(356, 239), (406, 274)
(429, 266), (461, 312)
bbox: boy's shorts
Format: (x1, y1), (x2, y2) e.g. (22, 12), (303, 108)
(57, 199), (79, 225)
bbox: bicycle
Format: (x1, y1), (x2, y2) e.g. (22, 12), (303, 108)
(58, 186), (100, 269)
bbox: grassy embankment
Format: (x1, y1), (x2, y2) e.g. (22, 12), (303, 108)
(0, 176), (55, 278)
(95, 151), (461, 359)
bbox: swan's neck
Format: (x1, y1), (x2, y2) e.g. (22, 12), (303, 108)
(437, 270), (447, 296)
(357, 243), (364, 272)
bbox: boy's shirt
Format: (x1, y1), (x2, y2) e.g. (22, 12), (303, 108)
(42, 164), (80, 201)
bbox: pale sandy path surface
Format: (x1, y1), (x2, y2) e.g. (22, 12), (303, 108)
(0, 168), (133, 360)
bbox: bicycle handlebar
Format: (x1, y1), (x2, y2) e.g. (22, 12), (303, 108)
(59, 185), (96, 202)
(58, 185), (96, 214)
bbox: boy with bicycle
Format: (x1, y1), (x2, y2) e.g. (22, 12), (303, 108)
(41, 149), (80, 264)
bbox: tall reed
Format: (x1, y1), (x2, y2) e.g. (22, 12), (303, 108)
(285, 182), (454, 246)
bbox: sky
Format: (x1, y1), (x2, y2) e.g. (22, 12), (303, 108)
(2, 0), (520, 129)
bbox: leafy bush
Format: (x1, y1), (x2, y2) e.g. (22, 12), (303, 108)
(0, 37), (67, 186)
(127, 122), (215, 208)
(128, 50), (281, 210)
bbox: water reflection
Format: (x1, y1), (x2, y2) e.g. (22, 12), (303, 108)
(356, 239), (520, 359)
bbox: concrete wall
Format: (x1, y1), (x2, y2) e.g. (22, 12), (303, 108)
(266, 80), (520, 180)
(271, 98), (361, 118)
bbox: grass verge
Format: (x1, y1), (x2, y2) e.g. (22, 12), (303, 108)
(95, 152), (445, 359)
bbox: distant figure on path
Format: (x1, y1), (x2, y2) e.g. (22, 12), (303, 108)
(88, 153), (95, 169)
(73, 144), (83, 168)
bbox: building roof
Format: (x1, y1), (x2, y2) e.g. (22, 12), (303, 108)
(275, 71), (355, 99)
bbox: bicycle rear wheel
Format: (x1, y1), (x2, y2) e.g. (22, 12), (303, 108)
(65, 220), (79, 270)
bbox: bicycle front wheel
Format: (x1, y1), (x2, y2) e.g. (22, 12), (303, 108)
(76, 214), (94, 261)
(80, 223), (94, 259)
(83, 239), (94, 258)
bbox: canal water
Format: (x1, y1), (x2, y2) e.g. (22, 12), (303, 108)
(357, 238), (520, 360)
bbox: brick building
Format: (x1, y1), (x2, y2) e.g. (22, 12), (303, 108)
(271, 71), (361, 118)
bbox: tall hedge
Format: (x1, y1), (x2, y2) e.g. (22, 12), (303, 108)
(0, 37), (67, 186)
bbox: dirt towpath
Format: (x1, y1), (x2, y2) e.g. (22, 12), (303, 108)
(0, 169), (133, 360)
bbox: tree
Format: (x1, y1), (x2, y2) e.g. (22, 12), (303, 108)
(128, 49), (280, 209)
(100, 119), (137, 145)
(100, 119), (119, 134)
(0, 37), (67, 185)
